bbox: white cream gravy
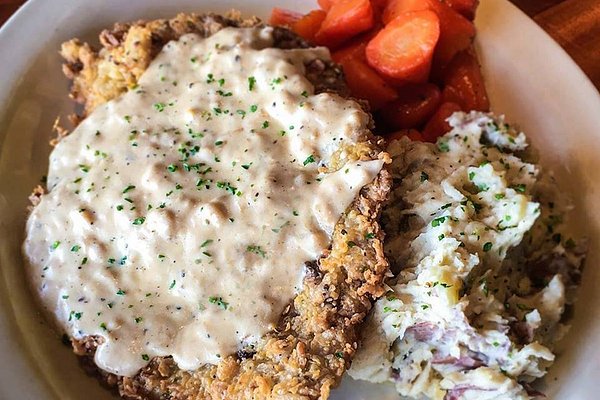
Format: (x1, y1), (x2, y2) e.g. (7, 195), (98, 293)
(24, 27), (383, 376)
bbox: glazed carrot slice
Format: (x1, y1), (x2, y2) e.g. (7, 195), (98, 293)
(382, 0), (435, 24)
(292, 10), (327, 42)
(442, 49), (489, 111)
(433, 4), (476, 68)
(382, 0), (475, 70)
(379, 83), (441, 130)
(365, 10), (440, 83)
(269, 8), (303, 26)
(422, 101), (462, 142)
(386, 129), (424, 142)
(318, 0), (337, 11)
(314, 0), (374, 48)
(443, 0), (479, 20)
(339, 57), (398, 110)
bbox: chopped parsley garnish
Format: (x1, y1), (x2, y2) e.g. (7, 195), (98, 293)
(70, 245), (80, 252)
(334, 352), (344, 358)
(365, 233), (375, 239)
(431, 216), (446, 227)
(246, 245), (266, 258)
(167, 164), (178, 172)
(216, 181), (241, 196)
(100, 322), (108, 331)
(248, 76), (256, 91)
(511, 184), (526, 193)
(241, 163), (252, 170)
(208, 296), (229, 310)
(494, 193), (505, 200)
(51, 240), (61, 250)
(153, 102), (166, 112)
(420, 171), (429, 182)
(483, 242), (493, 252)
(122, 185), (136, 193)
(169, 280), (176, 289)
(141, 354), (150, 361)
(79, 164), (90, 173)
(250, 104), (258, 113)
(132, 217), (146, 225)
(262, 120), (269, 129)
(438, 141), (450, 152)
(301, 90), (309, 98)
(116, 289), (126, 296)
(134, 317), (143, 323)
(200, 239), (213, 248)
(468, 171), (475, 181)
(303, 154), (315, 166)
(116, 205), (124, 211)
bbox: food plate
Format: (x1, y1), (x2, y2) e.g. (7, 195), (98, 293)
(0, 0), (599, 399)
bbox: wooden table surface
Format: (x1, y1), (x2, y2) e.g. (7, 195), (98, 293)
(1, 0), (599, 90)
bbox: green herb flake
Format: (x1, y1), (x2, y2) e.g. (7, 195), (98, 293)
(483, 242), (493, 252)
(303, 155), (315, 166)
(248, 76), (256, 91)
(132, 217), (146, 225)
(153, 102), (166, 112)
(122, 185), (136, 194)
(116, 289), (126, 296)
(438, 141), (450, 153)
(141, 354), (150, 361)
(200, 239), (213, 248)
(431, 216), (446, 227)
(169, 280), (176, 289)
(51, 241), (61, 250)
(208, 296), (229, 310)
(420, 171), (429, 182)
(511, 184), (526, 193)
(167, 164), (178, 172)
(246, 245), (266, 258)
(71, 245), (80, 252)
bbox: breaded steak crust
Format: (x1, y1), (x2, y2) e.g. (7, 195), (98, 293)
(57, 11), (391, 400)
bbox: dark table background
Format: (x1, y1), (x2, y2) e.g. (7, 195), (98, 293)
(1, 0), (599, 90)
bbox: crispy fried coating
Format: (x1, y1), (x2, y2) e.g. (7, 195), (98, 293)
(58, 11), (391, 400)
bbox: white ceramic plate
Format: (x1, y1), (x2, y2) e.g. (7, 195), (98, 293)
(1, 0), (599, 399)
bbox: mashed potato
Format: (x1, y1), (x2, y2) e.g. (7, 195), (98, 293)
(349, 112), (585, 399)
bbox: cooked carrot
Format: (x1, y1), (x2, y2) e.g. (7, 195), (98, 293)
(432, 4), (475, 68)
(382, 0), (435, 24)
(422, 101), (462, 142)
(332, 40), (368, 63)
(442, 49), (489, 111)
(339, 57), (398, 110)
(314, 0), (374, 48)
(365, 10), (440, 83)
(269, 8), (303, 26)
(292, 10), (327, 42)
(443, 0), (479, 20)
(318, 0), (337, 11)
(382, 0), (475, 70)
(387, 129), (424, 142)
(379, 83), (441, 130)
